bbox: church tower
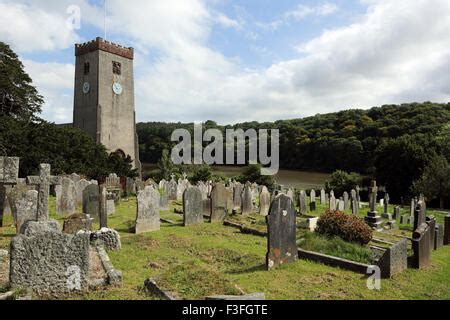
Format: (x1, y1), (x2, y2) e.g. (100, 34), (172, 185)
(73, 37), (141, 174)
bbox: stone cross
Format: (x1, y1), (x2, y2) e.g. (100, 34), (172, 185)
(27, 164), (62, 221)
(0, 157), (20, 227)
(368, 180), (378, 213)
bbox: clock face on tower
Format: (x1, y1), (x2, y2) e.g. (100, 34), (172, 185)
(112, 82), (123, 95)
(82, 82), (90, 94)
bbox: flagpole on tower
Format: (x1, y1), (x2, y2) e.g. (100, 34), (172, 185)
(104, 0), (107, 40)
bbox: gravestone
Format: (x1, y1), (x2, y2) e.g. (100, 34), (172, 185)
(393, 206), (400, 220)
(329, 191), (336, 211)
(69, 173), (81, 184)
(310, 189), (316, 204)
(241, 186), (253, 215)
(426, 216), (436, 252)
(338, 197), (345, 211)
(299, 191), (307, 215)
(343, 192), (349, 211)
(226, 187), (234, 214)
(27, 164), (62, 221)
(414, 200), (427, 231)
(82, 185), (99, 219)
(99, 185), (108, 229)
(159, 189), (169, 211)
(75, 179), (91, 206)
(444, 215), (450, 246)
(356, 185), (361, 203)
(286, 189), (294, 202)
(183, 186), (204, 226)
(412, 221), (432, 269)
(434, 224), (444, 250)
(135, 186), (160, 234)
(0, 157), (19, 227)
(384, 193), (390, 215)
(168, 179), (178, 201)
(351, 189), (359, 215)
(55, 177), (76, 216)
(233, 183), (243, 212)
(10, 220), (90, 297)
(15, 190), (38, 233)
(63, 214), (93, 234)
(106, 193), (115, 215)
(306, 217), (319, 232)
(266, 194), (297, 270)
(320, 189), (326, 205)
(365, 181), (383, 230)
(259, 186), (270, 216)
(210, 183), (228, 223)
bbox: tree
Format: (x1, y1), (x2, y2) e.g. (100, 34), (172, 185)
(412, 155), (450, 209)
(0, 42), (43, 119)
(190, 165), (212, 184)
(325, 170), (362, 196)
(236, 164), (275, 189)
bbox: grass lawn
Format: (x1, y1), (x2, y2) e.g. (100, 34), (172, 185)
(1, 196), (449, 300)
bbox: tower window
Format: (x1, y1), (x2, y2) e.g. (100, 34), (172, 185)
(113, 61), (121, 75)
(84, 62), (90, 75)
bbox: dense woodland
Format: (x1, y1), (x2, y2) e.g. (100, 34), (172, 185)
(138, 103), (450, 204)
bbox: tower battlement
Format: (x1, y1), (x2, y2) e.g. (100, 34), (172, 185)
(75, 37), (134, 60)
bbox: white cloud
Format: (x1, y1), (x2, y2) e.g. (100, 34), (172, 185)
(2, 0), (450, 124)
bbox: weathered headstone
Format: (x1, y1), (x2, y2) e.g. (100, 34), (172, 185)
(329, 191), (336, 211)
(168, 179), (178, 201)
(412, 221), (432, 269)
(56, 177), (77, 216)
(183, 186), (203, 226)
(434, 224), (444, 250)
(233, 183), (243, 212)
(75, 179), (91, 206)
(266, 194), (297, 270)
(351, 189), (359, 215)
(414, 200), (427, 231)
(241, 186), (253, 215)
(10, 220), (90, 297)
(210, 183), (228, 223)
(343, 192), (349, 211)
(259, 186), (270, 216)
(299, 191), (307, 215)
(320, 189), (326, 205)
(99, 185), (108, 229)
(0, 157), (19, 227)
(82, 185), (99, 219)
(393, 206), (400, 220)
(365, 181), (383, 229)
(15, 190), (38, 233)
(338, 197), (345, 211)
(63, 214), (93, 234)
(310, 189), (316, 204)
(135, 186), (160, 234)
(27, 164), (62, 221)
(384, 193), (390, 214)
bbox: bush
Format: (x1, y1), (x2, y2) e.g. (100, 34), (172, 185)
(316, 210), (373, 245)
(325, 170), (362, 195)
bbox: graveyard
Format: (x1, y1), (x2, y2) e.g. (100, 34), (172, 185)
(1, 159), (449, 300)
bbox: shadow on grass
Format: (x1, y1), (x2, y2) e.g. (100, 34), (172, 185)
(226, 263), (267, 275)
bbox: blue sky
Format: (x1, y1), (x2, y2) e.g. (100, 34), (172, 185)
(1, 0), (450, 124)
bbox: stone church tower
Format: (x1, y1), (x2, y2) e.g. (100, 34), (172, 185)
(73, 37), (141, 174)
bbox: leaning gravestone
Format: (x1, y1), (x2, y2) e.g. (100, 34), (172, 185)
(15, 190), (38, 233)
(135, 186), (160, 234)
(56, 177), (77, 216)
(183, 186), (203, 226)
(266, 194), (297, 270)
(82, 185), (99, 219)
(210, 183), (228, 223)
(241, 186), (253, 215)
(259, 187), (270, 216)
(10, 220), (90, 297)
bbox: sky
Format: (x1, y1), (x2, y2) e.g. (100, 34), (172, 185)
(1, 0), (450, 124)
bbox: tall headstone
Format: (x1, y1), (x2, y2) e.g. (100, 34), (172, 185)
(444, 215), (450, 246)
(135, 186), (160, 234)
(233, 183), (243, 212)
(259, 186), (271, 216)
(310, 189), (316, 204)
(82, 185), (99, 219)
(320, 189), (326, 205)
(0, 157), (19, 227)
(168, 179), (178, 201)
(299, 191), (307, 215)
(99, 185), (108, 229)
(15, 190), (38, 233)
(183, 186), (203, 226)
(343, 192), (349, 211)
(329, 191), (336, 211)
(412, 221), (432, 269)
(241, 185), (253, 215)
(266, 194), (297, 270)
(351, 189), (359, 215)
(56, 177), (77, 216)
(338, 197), (345, 211)
(75, 179), (91, 206)
(414, 200), (427, 231)
(27, 164), (62, 221)
(365, 180), (383, 229)
(384, 193), (390, 214)
(210, 183), (228, 223)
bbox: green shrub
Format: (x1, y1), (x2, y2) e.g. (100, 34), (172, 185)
(316, 210), (373, 245)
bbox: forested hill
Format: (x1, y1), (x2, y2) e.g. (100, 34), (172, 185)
(137, 102), (450, 200)
(137, 102), (450, 171)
